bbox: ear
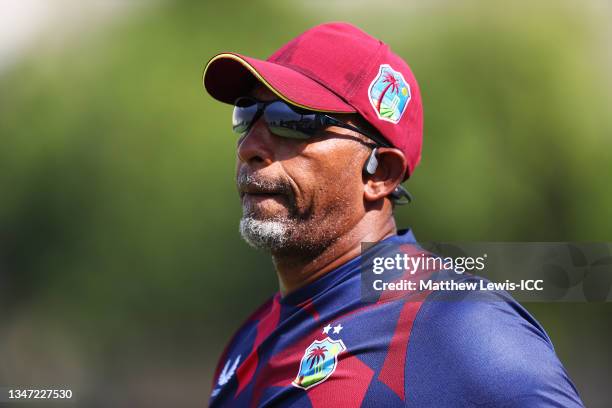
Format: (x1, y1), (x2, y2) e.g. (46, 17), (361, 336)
(363, 147), (408, 202)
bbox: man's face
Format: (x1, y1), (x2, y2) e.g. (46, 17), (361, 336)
(236, 85), (371, 255)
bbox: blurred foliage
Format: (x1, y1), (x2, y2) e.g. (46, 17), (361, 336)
(0, 0), (610, 406)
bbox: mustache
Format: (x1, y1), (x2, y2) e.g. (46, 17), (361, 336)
(236, 170), (294, 196)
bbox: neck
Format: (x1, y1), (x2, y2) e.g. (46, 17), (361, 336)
(272, 208), (397, 297)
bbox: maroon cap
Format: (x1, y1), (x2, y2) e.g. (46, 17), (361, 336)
(203, 22), (423, 177)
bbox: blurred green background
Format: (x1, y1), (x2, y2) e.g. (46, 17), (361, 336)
(0, 0), (610, 406)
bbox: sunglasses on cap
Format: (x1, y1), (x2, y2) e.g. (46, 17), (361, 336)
(232, 97), (391, 147)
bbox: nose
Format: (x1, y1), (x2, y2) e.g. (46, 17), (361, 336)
(237, 117), (274, 168)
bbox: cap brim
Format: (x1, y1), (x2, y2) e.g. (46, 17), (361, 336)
(202, 53), (355, 113)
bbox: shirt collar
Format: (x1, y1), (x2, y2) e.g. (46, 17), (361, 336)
(279, 228), (417, 306)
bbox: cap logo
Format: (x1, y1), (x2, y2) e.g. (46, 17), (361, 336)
(367, 64), (411, 124)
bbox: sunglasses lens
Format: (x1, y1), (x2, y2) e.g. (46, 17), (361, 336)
(264, 101), (318, 139)
(232, 98), (258, 135)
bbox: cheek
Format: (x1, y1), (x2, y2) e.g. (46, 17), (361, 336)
(289, 144), (366, 212)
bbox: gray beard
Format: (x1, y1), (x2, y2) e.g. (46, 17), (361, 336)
(236, 172), (347, 254)
(239, 213), (343, 257)
(239, 216), (291, 251)
(236, 170), (298, 251)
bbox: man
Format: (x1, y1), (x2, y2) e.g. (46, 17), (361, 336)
(202, 22), (584, 407)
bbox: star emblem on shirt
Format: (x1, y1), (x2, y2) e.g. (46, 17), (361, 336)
(322, 323), (343, 335)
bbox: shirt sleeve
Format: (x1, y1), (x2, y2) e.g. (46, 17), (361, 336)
(404, 280), (585, 407)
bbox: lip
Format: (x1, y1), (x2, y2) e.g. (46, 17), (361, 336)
(239, 184), (286, 196)
(240, 188), (281, 195)
(241, 191), (284, 200)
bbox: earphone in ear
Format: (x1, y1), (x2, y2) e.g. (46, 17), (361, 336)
(390, 185), (413, 205)
(363, 148), (413, 205)
(365, 148), (379, 175)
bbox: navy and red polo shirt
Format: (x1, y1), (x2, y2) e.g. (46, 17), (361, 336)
(208, 229), (584, 407)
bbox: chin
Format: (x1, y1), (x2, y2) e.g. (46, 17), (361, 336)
(239, 216), (290, 251)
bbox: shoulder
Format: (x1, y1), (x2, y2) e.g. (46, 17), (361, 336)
(404, 276), (584, 407)
(212, 295), (278, 379)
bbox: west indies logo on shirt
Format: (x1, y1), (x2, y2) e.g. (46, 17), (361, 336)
(292, 324), (346, 390)
(368, 64), (411, 124)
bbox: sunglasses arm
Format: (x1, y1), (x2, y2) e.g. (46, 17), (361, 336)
(322, 115), (391, 148)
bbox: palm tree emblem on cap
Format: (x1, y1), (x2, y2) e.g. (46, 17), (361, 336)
(376, 72), (400, 113)
(368, 64), (411, 124)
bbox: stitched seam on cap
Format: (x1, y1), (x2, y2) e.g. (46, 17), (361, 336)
(345, 42), (387, 101)
(277, 61), (354, 107)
